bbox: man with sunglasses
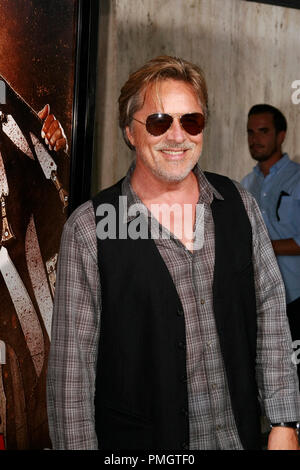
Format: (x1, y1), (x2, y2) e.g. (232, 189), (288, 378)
(47, 56), (300, 450)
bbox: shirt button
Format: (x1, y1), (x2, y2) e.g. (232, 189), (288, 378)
(211, 383), (217, 391)
(216, 424), (222, 431)
(200, 298), (205, 305)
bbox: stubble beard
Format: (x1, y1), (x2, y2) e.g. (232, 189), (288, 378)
(251, 153), (271, 163)
(148, 142), (201, 183)
(250, 142), (278, 163)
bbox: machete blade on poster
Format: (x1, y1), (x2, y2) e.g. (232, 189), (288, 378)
(0, 0), (98, 450)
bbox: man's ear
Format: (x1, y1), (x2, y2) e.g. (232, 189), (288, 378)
(277, 130), (286, 146)
(126, 126), (135, 147)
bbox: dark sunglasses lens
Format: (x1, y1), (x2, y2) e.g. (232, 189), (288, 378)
(181, 113), (205, 135)
(146, 114), (173, 136)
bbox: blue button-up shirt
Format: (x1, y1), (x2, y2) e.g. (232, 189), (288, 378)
(241, 154), (300, 304)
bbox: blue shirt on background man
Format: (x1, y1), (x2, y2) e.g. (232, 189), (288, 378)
(241, 153), (300, 304)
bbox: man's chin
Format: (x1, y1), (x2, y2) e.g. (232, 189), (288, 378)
(152, 170), (186, 183)
(153, 161), (197, 183)
(251, 153), (270, 163)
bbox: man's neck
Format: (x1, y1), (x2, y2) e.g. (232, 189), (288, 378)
(131, 164), (199, 206)
(131, 164), (200, 251)
(258, 151), (284, 177)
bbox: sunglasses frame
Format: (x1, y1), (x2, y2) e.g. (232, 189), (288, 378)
(132, 112), (205, 137)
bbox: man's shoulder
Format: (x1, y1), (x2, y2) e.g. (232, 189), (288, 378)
(277, 158), (300, 194)
(204, 170), (253, 201)
(287, 157), (300, 167)
(209, 172), (258, 220)
(93, 178), (124, 206)
(204, 170), (232, 182)
(240, 169), (256, 189)
(287, 159), (300, 176)
(58, 201), (98, 268)
(64, 200), (96, 244)
(204, 170), (237, 191)
(67, 200), (94, 225)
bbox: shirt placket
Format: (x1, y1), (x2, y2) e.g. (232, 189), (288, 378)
(189, 203), (243, 450)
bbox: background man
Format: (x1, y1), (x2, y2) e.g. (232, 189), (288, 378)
(241, 104), (300, 386)
(47, 57), (300, 450)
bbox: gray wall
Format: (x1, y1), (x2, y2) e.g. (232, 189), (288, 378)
(92, 0), (300, 194)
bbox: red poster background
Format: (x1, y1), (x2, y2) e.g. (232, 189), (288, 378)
(0, 0), (77, 449)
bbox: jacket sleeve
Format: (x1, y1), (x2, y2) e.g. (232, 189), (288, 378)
(46, 201), (100, 449)
(237, 184), (300, 423)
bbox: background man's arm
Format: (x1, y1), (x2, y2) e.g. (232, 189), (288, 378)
(271, 238), (300, 256)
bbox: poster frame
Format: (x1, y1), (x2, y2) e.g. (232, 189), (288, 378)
(68, 0), (100, 214)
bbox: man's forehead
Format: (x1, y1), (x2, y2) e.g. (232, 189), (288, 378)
(247, 112), (275, 129)
(141, 79), (201, 109)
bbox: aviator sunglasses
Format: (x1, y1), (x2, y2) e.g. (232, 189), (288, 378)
(132, 112), (205, 137)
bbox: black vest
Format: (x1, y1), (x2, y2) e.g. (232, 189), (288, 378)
(92, 172), (261, 450)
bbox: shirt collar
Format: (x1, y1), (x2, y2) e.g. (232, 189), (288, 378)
(253, 153), (290, 176)
(121, 160), (224, 222)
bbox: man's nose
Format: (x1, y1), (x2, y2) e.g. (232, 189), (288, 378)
(249, 133), (259, 145)
(166, 117), (186, 142)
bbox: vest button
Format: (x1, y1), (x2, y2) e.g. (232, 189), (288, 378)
(180, 373), (187, 383)
(181, 442), (189, 450)
(181, 407), (188, 417)
(178, 341), (186, 350)
(177, 308), (184, 317)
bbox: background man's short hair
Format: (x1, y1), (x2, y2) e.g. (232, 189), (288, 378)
(248, 104), (287, 134)
(118, 55), (209, 150)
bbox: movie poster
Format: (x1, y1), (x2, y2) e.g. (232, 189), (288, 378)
(0, 0), (77, 449)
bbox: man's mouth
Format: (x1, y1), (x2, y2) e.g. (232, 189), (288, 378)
(155, 143), (194, 157)
(251, 145), (264, 151)
(161, 149), (187, 155)
(159, 148), (189, 160)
